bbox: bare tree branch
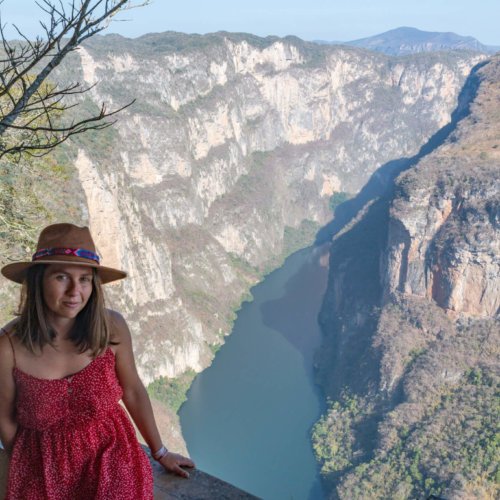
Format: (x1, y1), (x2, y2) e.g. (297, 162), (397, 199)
(0, 0), (150, 158)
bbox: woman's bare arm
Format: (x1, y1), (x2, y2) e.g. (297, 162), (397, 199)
(0, 330), (18, 455)
(110, 310), (195, 478)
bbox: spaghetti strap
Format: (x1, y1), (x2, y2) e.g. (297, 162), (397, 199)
(1, 327), (17, 368)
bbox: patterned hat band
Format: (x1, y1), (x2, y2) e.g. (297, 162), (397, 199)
(2, 224), (126, 284)
(32, 247), (101, 264)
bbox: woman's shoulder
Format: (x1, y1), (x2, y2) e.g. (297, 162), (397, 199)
(0, 317), (19, 336)
(106, 309), (130, 342)
(0, 318), (19, 348)
(106, 309), (127, 329)
(0, 318), (18, 367)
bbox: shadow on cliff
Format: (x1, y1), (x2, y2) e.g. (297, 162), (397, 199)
(315, 59), (488, 246)
(306, 60), (490, 496)
(258, 60), (487, 373)
(248, 60), (489, 500)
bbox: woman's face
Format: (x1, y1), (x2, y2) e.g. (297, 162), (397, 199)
(42, 264), (94, 322)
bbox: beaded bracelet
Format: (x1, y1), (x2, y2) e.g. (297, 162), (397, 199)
(152, 445), (169, 461)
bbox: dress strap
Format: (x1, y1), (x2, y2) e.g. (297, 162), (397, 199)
(1, 327), (17, 368)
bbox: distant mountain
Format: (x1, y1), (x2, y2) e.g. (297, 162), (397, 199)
(316, 27), (498, 55)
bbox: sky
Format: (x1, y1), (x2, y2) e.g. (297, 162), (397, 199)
(1, 0), (499, 46)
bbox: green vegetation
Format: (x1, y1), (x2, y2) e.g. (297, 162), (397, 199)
(228, 252), (260, 278)
(69, 101), (121, 163)
(147, 369), (197, 413)
(282, 220), (320, 258)
(312, 392), (365, 479)
(0, 152), (77, 261)
(406, 347), (427, 367)
(329, 191), (350, 213)
(258, 219), (320, 277)
(0, 163), (41, 254)
(208, 342), (221, 355)
(0, 150), (83, 324)
(184, 288), (216, 310)
(138, 32), (226, 54)
(334, 369), (499, 499)
(315, 295), (499, 499)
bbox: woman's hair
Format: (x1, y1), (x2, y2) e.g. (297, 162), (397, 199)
(14, 264), (111, 357)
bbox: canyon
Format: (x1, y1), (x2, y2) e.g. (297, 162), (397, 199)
(43, 33), (485, 383)
(0, 31), (497, 497)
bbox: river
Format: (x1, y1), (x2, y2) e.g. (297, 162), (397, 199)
(179, 244), (329, 499)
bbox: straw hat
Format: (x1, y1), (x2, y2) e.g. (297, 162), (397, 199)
(1, 223), (127, 284)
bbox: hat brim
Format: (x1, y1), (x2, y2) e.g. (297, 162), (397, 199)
(1, 260), (127, 285)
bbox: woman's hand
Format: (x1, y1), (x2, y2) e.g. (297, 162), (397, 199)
(158, 451), (195, 478)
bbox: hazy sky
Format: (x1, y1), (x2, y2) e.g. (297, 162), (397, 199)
(1, 0), (499, 45)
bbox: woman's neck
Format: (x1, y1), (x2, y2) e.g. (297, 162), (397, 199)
(46, 314), (76, 341)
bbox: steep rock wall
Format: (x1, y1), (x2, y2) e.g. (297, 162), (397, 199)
(315, 55), (499, 499)
(382, 59), (500, 318)
(61, 33), (485, 384)
(15, 32), (483, 384)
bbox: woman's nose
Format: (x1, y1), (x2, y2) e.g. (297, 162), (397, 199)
(66, 280), (79, 294)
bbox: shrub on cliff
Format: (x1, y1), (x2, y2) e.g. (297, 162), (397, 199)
(335, 367), (499, 499)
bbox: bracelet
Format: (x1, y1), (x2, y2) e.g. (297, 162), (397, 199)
(151, 445), (169, 461)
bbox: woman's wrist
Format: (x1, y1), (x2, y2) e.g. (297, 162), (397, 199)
(151, 444), (169, 461)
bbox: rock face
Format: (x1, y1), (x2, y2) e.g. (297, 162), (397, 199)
(383, 158), (499, 319)
(39, 32), (482, 385)
(315, 56), (499, 499)
(383, 60), (500, 318)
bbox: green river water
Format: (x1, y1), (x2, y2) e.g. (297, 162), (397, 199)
(179, 245), (329, 499)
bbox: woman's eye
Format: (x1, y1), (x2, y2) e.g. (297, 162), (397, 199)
(55, 275), (67, 281)
(81, 276), (93, 283)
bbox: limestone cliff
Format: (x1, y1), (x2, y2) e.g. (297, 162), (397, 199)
(314, 55), (499, 499)
(382, 67), (499, 318)
(34, 32), (482, 386)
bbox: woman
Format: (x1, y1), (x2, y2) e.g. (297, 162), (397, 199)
(0, 223), (194, 499)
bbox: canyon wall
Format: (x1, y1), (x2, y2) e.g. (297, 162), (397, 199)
(315, 55), (499, 499)
(43, 33), (483, 384)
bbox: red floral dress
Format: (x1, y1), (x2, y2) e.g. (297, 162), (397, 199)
(6, 347), (154, 500)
